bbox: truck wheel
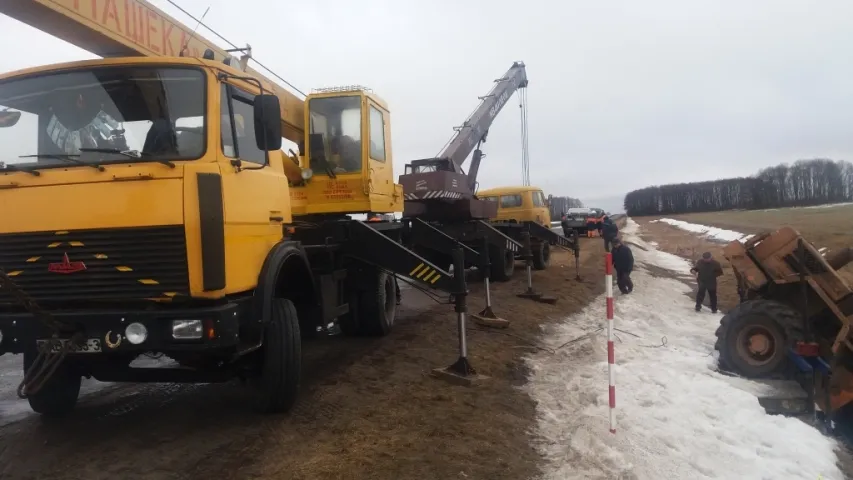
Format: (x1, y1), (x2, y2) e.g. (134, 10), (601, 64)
(23, 349), (81, 417)
(490, 246), (515, 282)
(359, 268), (397, 337)
(252, 298), (301, 413)
(532, 241), (551, 270)
(714, 300), (803, 378)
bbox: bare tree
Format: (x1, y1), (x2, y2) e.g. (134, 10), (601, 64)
(624, 158), (853, 216)
(548, 196), (584, 219)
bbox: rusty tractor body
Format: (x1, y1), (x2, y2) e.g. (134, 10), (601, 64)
(717, 226), (853, 415)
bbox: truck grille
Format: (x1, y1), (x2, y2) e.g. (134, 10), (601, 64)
(0, 225), (190, 305)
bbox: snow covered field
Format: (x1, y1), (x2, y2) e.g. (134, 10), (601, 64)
(650, 218), (753, 243)
(526, 219), (842, 479)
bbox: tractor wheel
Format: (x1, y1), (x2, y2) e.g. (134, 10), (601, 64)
(490, 246), (515, 282)
(251, 298), (302, 413)
(357, 267), (398, 337)
(23, 348), (81, 417)
(714, 299), (803, 378)
(532, 241), (551, 270)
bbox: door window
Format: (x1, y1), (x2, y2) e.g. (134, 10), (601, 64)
(500, 194), (523, 208)
(220, 84), (267, 165)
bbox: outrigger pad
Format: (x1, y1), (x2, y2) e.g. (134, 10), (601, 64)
(471, 313), (510, 329)
(517, 290), (558, 304)
(538, 295), (558, 305)
(431, 358), (488, 386)
(517, 291), (542, 300)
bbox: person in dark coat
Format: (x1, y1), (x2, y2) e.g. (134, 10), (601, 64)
(691, 252), (724, 313)
(611, 238), (634, 294)
(601, 216), (619, 252)
(560, 212), (571, 237)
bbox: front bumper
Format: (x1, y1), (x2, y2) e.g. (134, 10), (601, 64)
(0, 302), (242, 356)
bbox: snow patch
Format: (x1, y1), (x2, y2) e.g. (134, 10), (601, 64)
(756, 202), (853, 212)
(651, 218), (753, 243)
(526, 217), (841, 480)
(803, 202), (853, 210)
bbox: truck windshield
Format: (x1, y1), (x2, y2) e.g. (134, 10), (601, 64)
(308, 95), (362, 175)
(0, 66), (205, 171)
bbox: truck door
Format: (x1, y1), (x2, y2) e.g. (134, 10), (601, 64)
(365, 101), (394, 199)
(218, 83), (289, 289)
(531, 190), (550, 225)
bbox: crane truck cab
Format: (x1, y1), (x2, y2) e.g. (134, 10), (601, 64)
(478, 186), (551, 226)
(290, 86), (402, 215)
(478, 186), (557, 270)
(0, 54), (448, 418)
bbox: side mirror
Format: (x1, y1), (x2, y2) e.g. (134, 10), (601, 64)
(253, 94), (282, 151)
(0, 110), (21, 128)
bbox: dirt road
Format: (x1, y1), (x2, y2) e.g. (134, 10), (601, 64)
(0, 236), (608, 480)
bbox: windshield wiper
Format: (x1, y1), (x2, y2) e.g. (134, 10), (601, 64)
(78, 148), (176, 168)
(0, 163), (40, 176)
(19, 154), (105, 172)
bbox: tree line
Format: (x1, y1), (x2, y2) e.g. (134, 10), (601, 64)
(624, 158), (853, 216)
(548, 195), (584, 219)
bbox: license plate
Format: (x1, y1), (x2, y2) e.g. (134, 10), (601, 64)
(36, 338), (102, 353)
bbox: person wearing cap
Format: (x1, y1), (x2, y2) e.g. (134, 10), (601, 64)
(690, 252), (724, 313)
(611, 238), (634, 294)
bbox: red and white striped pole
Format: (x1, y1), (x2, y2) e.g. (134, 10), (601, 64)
(605, 252), (616, 434)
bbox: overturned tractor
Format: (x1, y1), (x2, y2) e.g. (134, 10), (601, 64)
(715, 227), (853, 420)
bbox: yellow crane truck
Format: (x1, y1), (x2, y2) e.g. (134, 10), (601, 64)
(0, 0), (468, 417)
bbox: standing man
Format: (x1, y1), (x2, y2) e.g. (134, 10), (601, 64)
(611, 238), (634, 294)
(601, 216), (619, 252)
(691, 252), (724, 313)
(560, 212), (571, 237)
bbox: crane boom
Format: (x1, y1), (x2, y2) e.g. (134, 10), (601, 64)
(438, 61), (528, 180)
(0, 0), (306, 144)
(398, 61), (528, 220)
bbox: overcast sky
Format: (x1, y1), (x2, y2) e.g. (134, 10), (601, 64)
(2, 0), (852, 211)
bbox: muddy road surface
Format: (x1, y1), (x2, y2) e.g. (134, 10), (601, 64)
(0, 238), (606, 480)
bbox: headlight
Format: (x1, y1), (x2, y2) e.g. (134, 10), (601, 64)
(124, 322), (148, 345)
(301, 168), (313, 180)
(172, 320), (203, 340)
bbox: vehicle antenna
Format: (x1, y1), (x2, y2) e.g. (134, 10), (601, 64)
(178, 5), (210, 57)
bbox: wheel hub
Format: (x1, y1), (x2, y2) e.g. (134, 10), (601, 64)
(748, 334), (771, 356)
(736, 325), (777, 366)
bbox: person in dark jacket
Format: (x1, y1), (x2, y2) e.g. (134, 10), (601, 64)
(691, 252), (724, 313)
(611, 238), (634, 294)
(601, 216), (619, 252)
(560, 212), (572, 237)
